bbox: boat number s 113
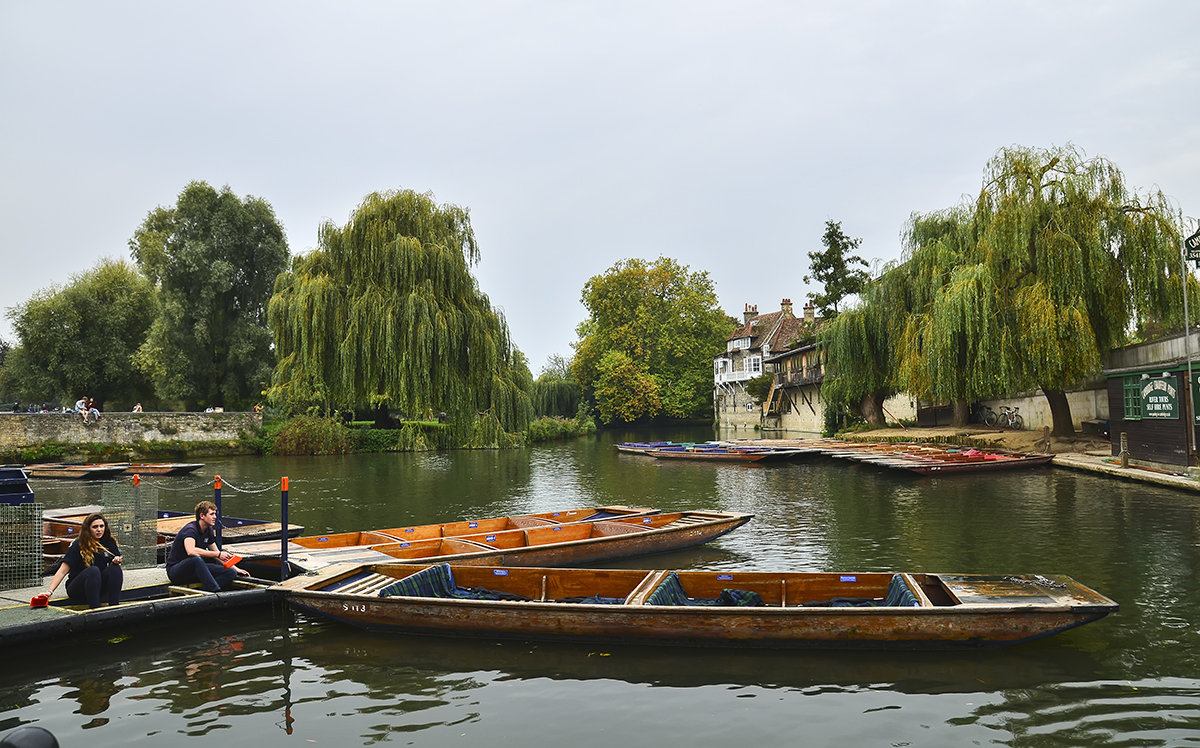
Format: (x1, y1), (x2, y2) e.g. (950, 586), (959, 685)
(343, 602), (369, 613)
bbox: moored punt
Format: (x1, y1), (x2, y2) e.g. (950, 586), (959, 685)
(887, 452), (1055, 475)
(236, 509), (749, 576)
(116, 462), (205, 476)
(23, 463), (128, 480)
(237, 504), (657, 554)
(648, 447), (773, 462)
(275, 563), (1118, 650)
(615, 441), (683, 454)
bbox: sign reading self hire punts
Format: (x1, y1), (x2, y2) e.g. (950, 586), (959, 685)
(1141, 375), (1179, 419)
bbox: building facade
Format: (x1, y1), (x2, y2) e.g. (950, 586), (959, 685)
(714, 299), (820, 431)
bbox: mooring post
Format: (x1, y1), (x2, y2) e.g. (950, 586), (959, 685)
(280, 476), (289, 582)
(1120, 433), (1129, 469)
(214, 475), (223, 545)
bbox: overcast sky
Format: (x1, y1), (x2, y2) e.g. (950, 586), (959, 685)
(2, 2), (1198, 373)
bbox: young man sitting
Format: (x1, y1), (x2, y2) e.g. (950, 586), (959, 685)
(164, 501), (250, 591)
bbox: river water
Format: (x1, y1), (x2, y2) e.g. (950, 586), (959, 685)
(4, 427), (1200, 746)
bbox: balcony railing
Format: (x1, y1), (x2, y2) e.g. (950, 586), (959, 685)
(714, 370), (754, 384)
(776, 369), (823, 387)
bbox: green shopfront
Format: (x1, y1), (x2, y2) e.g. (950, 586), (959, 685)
(1105, 364), (1198, 466)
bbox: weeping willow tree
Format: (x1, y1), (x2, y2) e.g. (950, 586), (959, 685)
(821, 263), (908, 427)
(267, 189), (532, 444)
(902, 145), (1189, 434)
(894, 206), (998, 425)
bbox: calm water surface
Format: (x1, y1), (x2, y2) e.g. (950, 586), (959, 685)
(5, 427), (1200, 746)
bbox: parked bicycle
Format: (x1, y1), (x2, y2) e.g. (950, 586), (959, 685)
(980, 405), (1024, 430)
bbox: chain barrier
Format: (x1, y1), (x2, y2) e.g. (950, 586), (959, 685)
(218, 478), (284, 494)
(130, 477), (217, 492)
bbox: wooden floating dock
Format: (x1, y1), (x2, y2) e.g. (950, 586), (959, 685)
(0, 567), (273, 646)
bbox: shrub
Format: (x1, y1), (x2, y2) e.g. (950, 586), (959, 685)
(271, 416), (351, 455)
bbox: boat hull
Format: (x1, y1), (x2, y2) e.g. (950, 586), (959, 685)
(239, 510), (750, 576)
(278, 566), (1118, 650)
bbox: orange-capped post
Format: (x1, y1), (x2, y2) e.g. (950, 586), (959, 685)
(214, 475), (222, 490)
(133, 474), (140, 486)
(280, 476), (290, 582)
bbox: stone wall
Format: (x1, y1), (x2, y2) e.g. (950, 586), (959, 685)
(0, 412), (262, 449)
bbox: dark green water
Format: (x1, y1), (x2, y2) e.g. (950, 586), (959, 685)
(5, 427), (1200, 746)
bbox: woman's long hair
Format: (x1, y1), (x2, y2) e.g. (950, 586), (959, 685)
(78, 512), (116, 566)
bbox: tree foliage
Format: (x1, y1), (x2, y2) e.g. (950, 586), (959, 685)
(4, 259), (157, 408)
(130, 181), (288, 410)
(572, 257), (732, 423)
(820, 266), (907, 426)
(267, 189), (531, 442)
(532, 355), (582, 418)
(804, 220), (869, 318)
(897, 145), (1188, 433)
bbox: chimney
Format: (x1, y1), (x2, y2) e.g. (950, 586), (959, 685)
(804, 300), (815, 323)
(743, 303), (759, 325)
(780, 298), (793, 317)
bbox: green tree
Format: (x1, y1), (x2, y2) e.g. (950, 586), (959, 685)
(821, 265), (908, 426)
(572, 257), (732, 423)
(804, 220), (869, 318)
(4, 259), (157, 408)
(532, 355), (581, 418)
(902, 145), (1188, 434)
(267, 189), (531, 441)
(592, 350), (662, 424)
(130, 181), (288, 410)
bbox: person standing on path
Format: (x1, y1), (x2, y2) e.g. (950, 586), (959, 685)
(164, 501), (249, 591)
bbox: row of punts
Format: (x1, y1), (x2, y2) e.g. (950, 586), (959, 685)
(24, 468), (1116, 649)
(616, 439), (1055, 474)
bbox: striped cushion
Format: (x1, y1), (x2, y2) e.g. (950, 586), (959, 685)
(883, 574), (921, 607)
(378, 563), (460, 598)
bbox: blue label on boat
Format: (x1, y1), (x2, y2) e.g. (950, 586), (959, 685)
(486, 534), (496, 542)
(493, 569), (508, 576)
(643, 518), (652, 524)
(717, 574), (732, 581)
(318, 537), (329, 542)
(552, 526), (562, 531)
(840, 575), (857, 582)
(469, 522), (478, 528)
(552, 512), (561, 516)
(398, 542), (409, 547)
(404, 528), (414, 533)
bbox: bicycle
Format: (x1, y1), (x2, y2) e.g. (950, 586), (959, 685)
(980, 404), (1024, 430)
(996, 405), (1024, 430)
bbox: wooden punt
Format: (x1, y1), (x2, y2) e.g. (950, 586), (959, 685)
(237, 509), (749, 576)
(889, 452), (1055, 475)
(23, 463), (128, 480)
(648, 447), (772, 462)
(116, 462), (205, 476)
(276, 563), (1118, 650)
(615, 441), (683, 454)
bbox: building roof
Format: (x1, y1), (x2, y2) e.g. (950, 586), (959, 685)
(728, 307), (821, 353)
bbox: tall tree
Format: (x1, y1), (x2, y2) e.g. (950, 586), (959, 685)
(4, 259), (157, 408)
(532, 355), (582, 418)
(821, 264), (908, 426)
(572, 257), (732, 423)
(130, 181), (288, 410)
(804, 220), (869, 318)
(902, 145), (1188, 434)
(267, 189), (531, 440)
